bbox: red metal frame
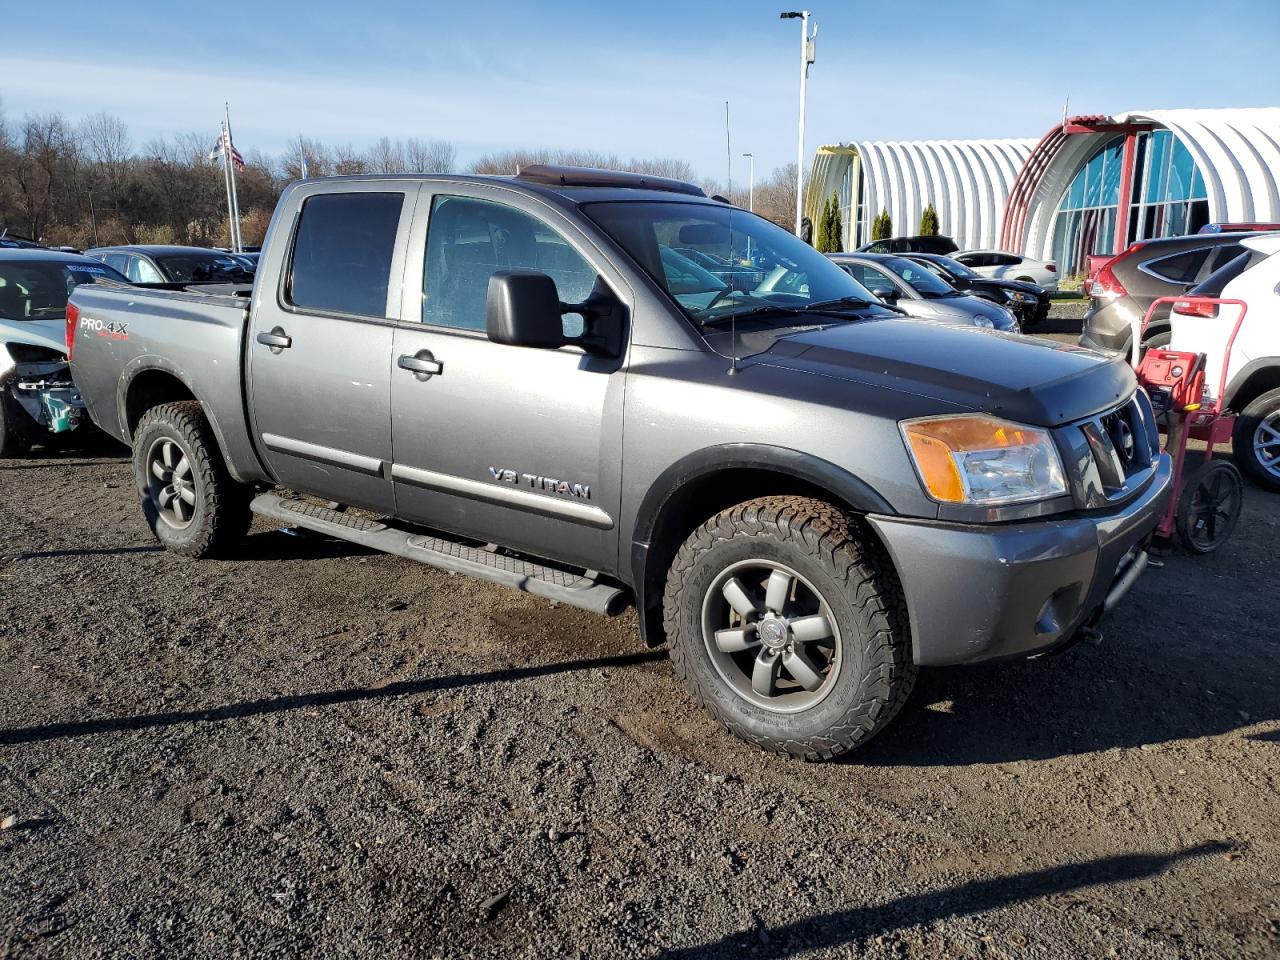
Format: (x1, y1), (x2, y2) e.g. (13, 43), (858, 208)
(1135, 296), (1249, 538)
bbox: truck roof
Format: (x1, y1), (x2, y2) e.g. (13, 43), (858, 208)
(293, 165), (722, 207)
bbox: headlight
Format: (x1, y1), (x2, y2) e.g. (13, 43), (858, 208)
(900, 415), (1068, 505)
(1008, 291), (1034, 303)
(972, 316), (994, 328)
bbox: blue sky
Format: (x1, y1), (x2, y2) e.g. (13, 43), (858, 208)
(5, 0), (1279, 180)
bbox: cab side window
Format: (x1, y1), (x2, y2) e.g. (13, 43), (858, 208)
(422, 195), (598, 335)
(287, 192), (404, 318)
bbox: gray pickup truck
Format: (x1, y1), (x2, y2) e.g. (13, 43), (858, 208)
(69, 166), (1171, 760)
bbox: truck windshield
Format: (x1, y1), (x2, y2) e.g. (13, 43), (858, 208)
(0, 259), (130, 321)
(582, 200), (887, 326)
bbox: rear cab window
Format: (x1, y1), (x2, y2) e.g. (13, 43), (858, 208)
(287, 192), (405, 318)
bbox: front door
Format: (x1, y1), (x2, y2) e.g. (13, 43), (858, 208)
(388, 187), (629, 572)
(247, 183), (417, 513)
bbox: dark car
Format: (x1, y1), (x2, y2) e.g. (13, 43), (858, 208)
(856, 235), (958, 255)
(903, 252), (1050, 327)
(84, 245), (254, 285)
(1079, 232), (1270, 355)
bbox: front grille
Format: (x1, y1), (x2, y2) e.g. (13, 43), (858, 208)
(1080, 392), (1158, 493)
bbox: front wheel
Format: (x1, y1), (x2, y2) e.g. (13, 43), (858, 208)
(1232, 387), (1280, 492)
(131, 401), (251, 557)
(664, 496), (916, 761)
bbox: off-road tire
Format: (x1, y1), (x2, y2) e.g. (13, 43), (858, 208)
(664, 496), (916, 761)
(0, 390), (32, 458)
(1233, 386), (1280, 493)
(132, 401), (251, 557)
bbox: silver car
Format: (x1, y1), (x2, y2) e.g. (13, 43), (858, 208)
(829, 253), (1020, 332)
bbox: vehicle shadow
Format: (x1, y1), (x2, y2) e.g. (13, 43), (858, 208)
(0, 459), (128, 470)
(219, 529), (378, 562)
(854, 634), (1274, 767)
(0, 650), (667, 747)
(4, 545), (164, 561)
(656, 842), (1227, 959)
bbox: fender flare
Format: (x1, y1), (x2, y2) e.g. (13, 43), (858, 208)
(116, 357), (251, 484)
(627, 442), (896, 643)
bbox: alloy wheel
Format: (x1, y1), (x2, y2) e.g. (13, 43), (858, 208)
(147, 437), (197, 529)
(700, 559), (841, 714)
(1252, 411), (1280, 479)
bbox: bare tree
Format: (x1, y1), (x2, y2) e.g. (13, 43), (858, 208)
(405, 138), (455, 173)
(280, 135), (331, 181)
(365, 137), (406, 174)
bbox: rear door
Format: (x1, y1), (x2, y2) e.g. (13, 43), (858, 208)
(246, 182), (417, 513)
(387, 185), (630, 572)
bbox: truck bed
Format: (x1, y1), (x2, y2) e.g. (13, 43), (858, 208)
(68, 282), (266, 484)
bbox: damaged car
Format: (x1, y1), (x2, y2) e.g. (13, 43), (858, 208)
(0, 250), (130, 456)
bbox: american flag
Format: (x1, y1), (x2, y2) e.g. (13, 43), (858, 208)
(208, 127), (245, 171)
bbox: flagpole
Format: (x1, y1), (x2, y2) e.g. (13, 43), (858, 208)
(224, 103), (243, 253)
(219, 119), (237, 252)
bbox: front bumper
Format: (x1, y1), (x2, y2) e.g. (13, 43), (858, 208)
(867, 455), (1172, 666)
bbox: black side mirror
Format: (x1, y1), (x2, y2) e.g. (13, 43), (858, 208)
(871, 285), (900, 302)
(486, 270), (566, 349)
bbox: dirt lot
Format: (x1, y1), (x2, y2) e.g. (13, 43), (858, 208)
(2, 315), (1278, 958)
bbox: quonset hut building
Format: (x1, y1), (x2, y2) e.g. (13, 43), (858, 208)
(806, 107), (1280, 276)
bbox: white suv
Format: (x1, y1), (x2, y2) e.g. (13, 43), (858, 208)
(1167, 234), (1280, 491)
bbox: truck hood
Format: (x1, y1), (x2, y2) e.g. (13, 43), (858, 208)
(756, 317), (1135, 427)
(0, 316), (69, 356)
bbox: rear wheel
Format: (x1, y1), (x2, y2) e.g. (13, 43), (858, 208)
(131, 401), (251, 557)
(1174, 459), (1243, 553)
(664, 496), (916, 761)
(1232, 387), (1280, 492)
(0, 390), (32, 458)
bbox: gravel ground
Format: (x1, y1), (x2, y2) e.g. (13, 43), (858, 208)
(2, 317), (1278, 958)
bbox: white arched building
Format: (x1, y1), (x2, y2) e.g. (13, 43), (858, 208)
(809, 107), (1280, 275)
(806, 137), (1036, 251)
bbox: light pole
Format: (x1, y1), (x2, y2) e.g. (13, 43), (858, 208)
(742, 152), (755, 211)
(780, 10), (816, 238)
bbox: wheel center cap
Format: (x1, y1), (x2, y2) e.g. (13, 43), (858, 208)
(758, 617), (789, 650)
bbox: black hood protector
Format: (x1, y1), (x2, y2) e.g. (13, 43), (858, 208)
(755, 318), (1135, 427)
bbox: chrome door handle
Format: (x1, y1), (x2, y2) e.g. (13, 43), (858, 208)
(256, 327), (292, 352)
(398, 351), (443, 380)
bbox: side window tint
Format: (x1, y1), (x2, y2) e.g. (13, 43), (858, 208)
(104, 253), (129, 275)
(422, 195), (598, 334)
(288, 192), (404, 317)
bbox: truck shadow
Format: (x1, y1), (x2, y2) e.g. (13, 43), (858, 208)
(220, 529), (378, 562)
(855, 639), (1275, 767)
(0, 650), (667, 747)
(657, 842), (1227, 959)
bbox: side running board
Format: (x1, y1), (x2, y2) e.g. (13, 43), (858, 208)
(250, 493), (631, 617)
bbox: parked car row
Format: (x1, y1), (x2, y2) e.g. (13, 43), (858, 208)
(855, 235), (1058, 291)
(86, 245), (255, 284)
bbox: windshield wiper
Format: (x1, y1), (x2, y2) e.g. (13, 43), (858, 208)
(698, 296), (877, 329)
